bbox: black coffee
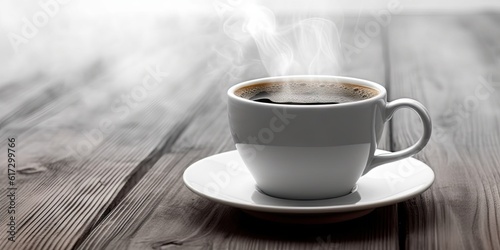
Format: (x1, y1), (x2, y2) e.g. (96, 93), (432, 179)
(252, 98), (339, 105)
(235, 81), (378, 105)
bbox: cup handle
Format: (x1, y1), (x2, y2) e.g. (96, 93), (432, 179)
(363, 98), (432, 174)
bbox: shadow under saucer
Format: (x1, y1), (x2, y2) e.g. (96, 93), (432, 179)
(242, 208), (375, 224)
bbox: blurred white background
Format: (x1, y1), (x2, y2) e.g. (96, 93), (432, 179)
(1, 0), (500, 90)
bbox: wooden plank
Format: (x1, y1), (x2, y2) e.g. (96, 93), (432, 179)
(388, 14), (500, 249)
(78, 16), (399, 250)
(0, 22), (228, 249)
(0, 61), (110, 134)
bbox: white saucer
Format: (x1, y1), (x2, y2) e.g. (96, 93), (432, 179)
(183, 150), (434, 223)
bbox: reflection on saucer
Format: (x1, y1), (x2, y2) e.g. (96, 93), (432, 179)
(252, 186), (362, 207)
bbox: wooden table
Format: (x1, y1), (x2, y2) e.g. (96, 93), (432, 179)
(1, 10), (500, 249)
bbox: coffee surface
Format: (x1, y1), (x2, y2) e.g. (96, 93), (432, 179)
(235, 81), (378, 105)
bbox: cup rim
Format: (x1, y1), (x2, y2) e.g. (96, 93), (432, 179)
(227, 75), (387, 108)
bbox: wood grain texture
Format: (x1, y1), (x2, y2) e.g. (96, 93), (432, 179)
(78, 16), (399, 250)
(0, 16), (228, 249)
(388, 14), (500, 249)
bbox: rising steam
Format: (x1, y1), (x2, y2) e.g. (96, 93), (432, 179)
(218, 2), (343, 77)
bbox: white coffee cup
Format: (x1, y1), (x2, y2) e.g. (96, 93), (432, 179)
(227, 75), (431, 200)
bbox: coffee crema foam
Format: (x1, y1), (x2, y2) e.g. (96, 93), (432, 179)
(235, 81), (379, 104)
